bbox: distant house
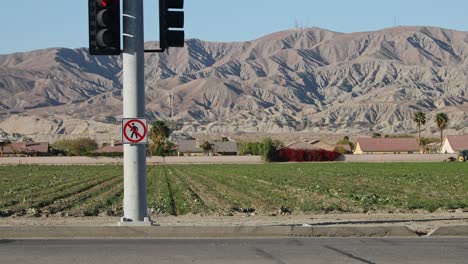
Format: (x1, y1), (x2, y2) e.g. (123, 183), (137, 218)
(212, 141), (238, 156)
(95, 141), (123, 155)
(177, 140), (238, 156)
(354, 138), (419, 154)
(2, 142), (49, 157)
(177, 140), (204, 156)
(283, 139), (352, 153)
(284, 139), (336, 151)
(441, 135), (468, 154)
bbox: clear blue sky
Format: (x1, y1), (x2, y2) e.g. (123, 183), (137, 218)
(1, 0), (467, 54)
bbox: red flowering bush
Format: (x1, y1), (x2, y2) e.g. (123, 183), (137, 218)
(277, 148), (340, 162)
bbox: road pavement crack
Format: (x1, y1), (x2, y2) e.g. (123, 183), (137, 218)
(254, 247), (287, 264)
(324, 245), (375, 264)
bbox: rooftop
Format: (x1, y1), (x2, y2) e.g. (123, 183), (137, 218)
(2, 142), (49, 154)
(445, 135), (468, 151)
(357, 138), (419, 152)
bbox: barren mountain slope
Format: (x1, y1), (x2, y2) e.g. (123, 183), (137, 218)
(0, 26), (467, 140)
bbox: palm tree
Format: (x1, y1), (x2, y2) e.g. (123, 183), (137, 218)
(413, 112), (426, 146)
(434, 113), (449, 150)
(148, 121), (171, 156)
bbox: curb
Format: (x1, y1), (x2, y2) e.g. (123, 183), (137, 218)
(429, 226), (468, 237)
(0, 226), (418, 239)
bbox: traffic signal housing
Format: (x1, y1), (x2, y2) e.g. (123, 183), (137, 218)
(89, 0), (121, 55)
(159, 0), (185, 51)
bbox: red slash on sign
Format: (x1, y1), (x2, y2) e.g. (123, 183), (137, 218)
(122, 119), (148, 144)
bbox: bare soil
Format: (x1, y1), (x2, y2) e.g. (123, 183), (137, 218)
(2, 211), (467, 235)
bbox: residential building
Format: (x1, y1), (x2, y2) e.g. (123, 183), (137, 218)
(283, 139), (352, 153)
(212, 141), (238, 156)
(1, 142), (49, 157)
(177, 140), (204, 156)
(354, 138), (419, 154)
(177, 140), (238, 156)
(284, 139), (336, 151)
(95, 140), (123, 155)
(440, 135), (468, 154)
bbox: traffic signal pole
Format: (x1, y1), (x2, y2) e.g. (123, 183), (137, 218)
(119, 0), (150, 225)
(89, 0), (184, 225)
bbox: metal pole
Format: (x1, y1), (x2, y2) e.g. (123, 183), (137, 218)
(121, 0), (149, 224)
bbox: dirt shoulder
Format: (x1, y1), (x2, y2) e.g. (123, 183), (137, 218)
(2, 212), (467, 234)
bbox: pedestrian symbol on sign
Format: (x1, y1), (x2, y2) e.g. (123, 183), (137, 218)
(122, 118), (148, 144)
(130, 123), (139, 139)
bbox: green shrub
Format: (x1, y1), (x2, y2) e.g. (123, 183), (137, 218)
(239, 142), (264, 155)
(334, 146), (346, 155)
(262, 138), (276, 162)
(52, 138), (98, 156)
(337, 136), (355, 151)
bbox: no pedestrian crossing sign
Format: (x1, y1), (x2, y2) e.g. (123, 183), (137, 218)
(122, 118), (148, 144)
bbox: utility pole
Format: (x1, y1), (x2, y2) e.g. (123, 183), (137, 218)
(120, 0), (150, 225)
(170, 87), (175, 129)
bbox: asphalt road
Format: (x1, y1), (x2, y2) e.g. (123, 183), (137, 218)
(1, 238), (467, 264)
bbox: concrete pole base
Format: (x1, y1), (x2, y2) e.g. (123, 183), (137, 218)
(118, 217), (155, 227)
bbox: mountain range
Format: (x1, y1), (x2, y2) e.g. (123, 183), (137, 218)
(0, 26), (467, 142)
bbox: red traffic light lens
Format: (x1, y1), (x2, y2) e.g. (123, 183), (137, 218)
(98, 0), (109, 7)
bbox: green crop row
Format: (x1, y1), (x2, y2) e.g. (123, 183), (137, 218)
(0, 163), (467, 217)
(0, 165), (122, 216)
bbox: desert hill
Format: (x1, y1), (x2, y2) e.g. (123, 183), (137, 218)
(0, 26), (467, 142)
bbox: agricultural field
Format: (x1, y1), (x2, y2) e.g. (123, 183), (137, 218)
(0, 163), (467, 217)
(0, 166), (123, 217)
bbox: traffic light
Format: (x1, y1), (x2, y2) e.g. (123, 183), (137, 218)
(88, 0), (121, 55)
(159, 0), (185, 50)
